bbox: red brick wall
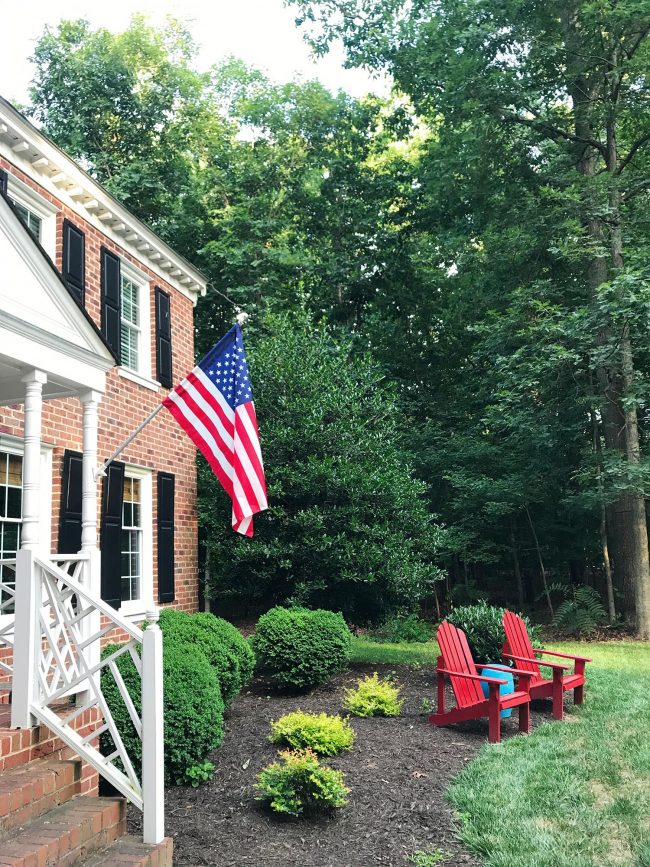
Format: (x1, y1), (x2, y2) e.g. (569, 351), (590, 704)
(0, 158), (199, 613)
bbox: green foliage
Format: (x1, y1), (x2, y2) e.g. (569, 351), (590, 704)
(252, 606), (352, 691)
(408, 851), (444, 867)
(255, 748), (349, 817)
(446, 603), (541, 665)
(158, 609), (254, 706)
(180, 761), (215, 788)
(550, 584), (608, 637)
(367, 613), (433, 644)
(202, 317), (446, 622)
(269, 710), (355, 756)
(343, 672), (403, 717)
(100, 636), (224, 786)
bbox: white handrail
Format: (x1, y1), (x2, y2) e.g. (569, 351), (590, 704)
(20, 553), (165, 845)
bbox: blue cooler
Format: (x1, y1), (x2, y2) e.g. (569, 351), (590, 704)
(480, 666), (515, 718)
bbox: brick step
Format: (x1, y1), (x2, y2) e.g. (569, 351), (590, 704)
(0, 795), (126, 867)
(0, 756), (81, 834)
(81, 834), (173, 866)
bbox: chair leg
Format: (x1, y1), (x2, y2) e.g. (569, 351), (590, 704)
(552, 673), (564, 720)
(574, 684), (584, 705)
(488, 693), (501, 743)
(518, 700), (530, 734)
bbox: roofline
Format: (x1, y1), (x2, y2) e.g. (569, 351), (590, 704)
(0, 96), (208, 303)
(0, 190), (119, 364)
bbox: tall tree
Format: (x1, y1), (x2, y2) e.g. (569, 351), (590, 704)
(290, 0), (650, 636)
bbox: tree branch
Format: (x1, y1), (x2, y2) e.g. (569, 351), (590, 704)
(500, 111), (607, 158)
(616, 132), (650, 175)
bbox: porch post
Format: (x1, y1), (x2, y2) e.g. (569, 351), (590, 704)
(12, 369), (47, 728)
(78, 390), (102, 705)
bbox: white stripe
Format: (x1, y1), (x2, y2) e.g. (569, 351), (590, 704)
(192, 367), (235, 422)
(167, 391), (233, 480)
(232, 469), (252, 519)
(182, 378), (234, 451)
(239, 403), (264, 468)
(234, 425), (267, 510)
(234, 514), (252, 535)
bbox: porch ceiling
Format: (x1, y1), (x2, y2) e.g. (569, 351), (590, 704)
(0, 356), (94, 405)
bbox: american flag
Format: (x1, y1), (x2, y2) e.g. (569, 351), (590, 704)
(163, 324), (267, 536)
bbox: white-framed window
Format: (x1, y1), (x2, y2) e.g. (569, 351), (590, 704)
(119, 466), (153, 616)
(6, 176), (57, 258)
(118, 260), (155, 389)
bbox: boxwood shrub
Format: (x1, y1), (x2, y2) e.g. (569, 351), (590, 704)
(158, 609), (254, 706)
(446, 602), (541, 665)
(100, 633), (224, 785)
(252, 606), (352, 691)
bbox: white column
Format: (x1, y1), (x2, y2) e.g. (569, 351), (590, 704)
(80, 390), (102, 554)
(78, 391), (102, 707)
(20, 370), (47, 550)
(142, 608), (165, 845)
(12, 369), (47, 728)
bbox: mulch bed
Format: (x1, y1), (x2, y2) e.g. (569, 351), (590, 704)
(129, 663), (549, 866)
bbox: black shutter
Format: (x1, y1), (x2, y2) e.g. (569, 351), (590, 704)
(101, 247), (121, 363)
(63, 220), (85, 305)
(157, 472), (175, 603)
(154, 287), (173, 387)
(0, 170), (7, 197)
(58, 450), (83, 554)
(100, 460), (125, 610)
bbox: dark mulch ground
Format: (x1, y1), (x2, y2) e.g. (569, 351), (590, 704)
(129, 663), (549, 866)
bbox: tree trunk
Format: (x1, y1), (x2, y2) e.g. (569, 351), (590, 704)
(560, 4), (650, 637)
(509, 524), (525, 611)
(591, 405), (616, 623)
(525, 505), (553, 618)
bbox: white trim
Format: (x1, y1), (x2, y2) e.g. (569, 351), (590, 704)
(6, 174), (57, 259)
(117, 368), (160, 392)
(0, 98), (207, 303)
(119, 465), (153, 617)
(119, 259), (153, 383)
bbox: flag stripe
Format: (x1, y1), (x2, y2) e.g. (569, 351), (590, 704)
(177, 379), (234, 451)
(234, 408), (267, 509)
(164, 390), (234, 484)
(191, 368), (235, 424)
(239, 403), (266, 490)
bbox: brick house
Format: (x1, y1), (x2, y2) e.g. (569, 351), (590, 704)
(0, 96), (208, 860)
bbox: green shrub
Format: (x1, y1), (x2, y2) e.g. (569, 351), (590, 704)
(255, 749), (349, 816)
(446, 602), (541, 664)
(343, 672), (403, 717)
(158, 609), (254, 705)
(100, 633), (224, 786)
(251, 606), (352, 691)
(269, 711), (355, 756)
(368, 613), (433, 643)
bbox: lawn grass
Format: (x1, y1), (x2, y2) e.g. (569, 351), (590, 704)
(352, 638), (650, 867)
(351, 636), (439, 665)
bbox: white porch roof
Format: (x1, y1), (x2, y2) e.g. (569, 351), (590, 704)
(0, 194), (115, 403)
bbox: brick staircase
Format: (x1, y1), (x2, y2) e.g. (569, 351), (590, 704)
(0, 705), (173, 866)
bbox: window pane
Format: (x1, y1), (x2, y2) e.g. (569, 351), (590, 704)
(7, 455), (22, 486)
(6, 487), (21, 519)
(9, 198), (42, 242)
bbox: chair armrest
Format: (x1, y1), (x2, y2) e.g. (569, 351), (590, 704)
(479, 663), (535, 678)
(537, 649), (592, 663)
(437, 668), (507, 685)
(503, 652), (570, 671)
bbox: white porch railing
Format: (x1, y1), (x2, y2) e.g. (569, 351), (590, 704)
(3, 552), (164, 845)
(0, 558), (16, 693)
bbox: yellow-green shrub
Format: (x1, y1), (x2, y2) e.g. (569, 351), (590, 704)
(255, 749), (349, 817)
(269, 711), (355, 756)
(343, 672), (404, 717)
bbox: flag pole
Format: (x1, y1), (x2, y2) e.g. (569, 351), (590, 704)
(94, 402), (164, 480)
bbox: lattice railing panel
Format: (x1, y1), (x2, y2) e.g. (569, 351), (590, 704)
(0, 558), (16, 690)
(32, 555), (146, 809)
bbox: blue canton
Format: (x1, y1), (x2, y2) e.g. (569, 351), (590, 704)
(198, 324), (253, 410)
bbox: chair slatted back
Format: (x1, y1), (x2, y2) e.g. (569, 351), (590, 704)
(436, 621), (484, 708)
(503, 610), (541, 681)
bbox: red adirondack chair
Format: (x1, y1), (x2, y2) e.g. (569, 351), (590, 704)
(502, 610), (592, 720)
(429, 621), (533, 744)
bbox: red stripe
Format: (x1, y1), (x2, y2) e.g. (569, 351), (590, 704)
(186, 371), (234, 434)
(233, 412), (266, 510)
(232, 440), (261, 515)
(241, 403), (267, 499)
(164, 398), (233, 496)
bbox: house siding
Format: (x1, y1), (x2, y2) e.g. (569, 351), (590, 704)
(0, 156), (199, 614)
